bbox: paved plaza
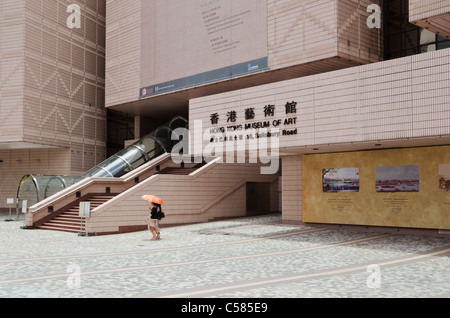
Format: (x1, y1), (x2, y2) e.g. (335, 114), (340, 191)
(0, 213), (449, 299)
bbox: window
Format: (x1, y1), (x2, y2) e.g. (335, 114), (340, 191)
(420, 29), (450, 53)
(383, 0), (450, 60)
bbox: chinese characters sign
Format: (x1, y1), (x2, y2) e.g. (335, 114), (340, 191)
(208, 101), (299, 142)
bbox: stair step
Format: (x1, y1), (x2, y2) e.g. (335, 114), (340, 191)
(44, 220), (84, 229)
(57, 215), (79, 220)
(48, 217), (81, 223)
(65, 212), (80, 216)
(37, 225), (81, 233)
(54, 217), (82, 222)
(36, 193), (118, 234)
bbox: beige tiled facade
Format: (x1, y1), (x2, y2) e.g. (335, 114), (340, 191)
(3, 1), (450, 232)
(105, 0), (382, 113)
(189, 49), (450, 149)
(409, 0), (450, 39)
(267, 0), (382, 69)
(410, 0), (450, 20)
(104, 0), (141, 108)
(0, 0), (106, 208)
(189, 47), (450, 226)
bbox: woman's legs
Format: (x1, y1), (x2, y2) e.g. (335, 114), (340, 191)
(147, 224), (155, 238)
(149, 220), (158, 240)
(150, 227), (157, 239)
(156, 220), (160, 239)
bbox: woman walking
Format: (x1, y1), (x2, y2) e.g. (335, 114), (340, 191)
(142, 195), (165, 241)
(146, 202), (160, 240)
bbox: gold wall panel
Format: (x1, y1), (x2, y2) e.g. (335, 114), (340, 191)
(303, 146), (450, 230)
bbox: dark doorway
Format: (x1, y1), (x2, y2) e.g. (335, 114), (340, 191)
(246, 182), (271, 216)
(106, 110), (135, 158)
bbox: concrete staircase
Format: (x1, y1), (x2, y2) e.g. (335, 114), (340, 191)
(36, 194), (117, 233)
(30, 162), (207, 234)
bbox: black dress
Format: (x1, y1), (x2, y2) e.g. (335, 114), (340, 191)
(150, 206), (159, 220)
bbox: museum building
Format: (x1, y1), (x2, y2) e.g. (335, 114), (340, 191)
(1, 0), (450, 235)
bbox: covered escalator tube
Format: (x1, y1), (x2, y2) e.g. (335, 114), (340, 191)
(17, 116), (188, 206)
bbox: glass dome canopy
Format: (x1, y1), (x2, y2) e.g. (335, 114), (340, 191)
(17, 175), (82, 207)
(17, 116), (188, 206)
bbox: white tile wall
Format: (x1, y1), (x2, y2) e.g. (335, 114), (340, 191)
(409, 0), (450, 21)
(409, 0), (450, 39)
(190, 48), (450, 150)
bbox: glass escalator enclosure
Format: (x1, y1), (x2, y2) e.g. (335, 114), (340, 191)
(18, 117), (189, 205)
(169, 117), (188, 131)
(97, 155), (131, 178)
(81, 116), (187, 179)
(44, 176), (68, 199)
(81, 134), (166, 178)
(80, 165), (110, 178)
(168, 116), (189, 154)
(17, 175), (40, 208)
(45, 176), (81, 197)
(118, 145), (147, 170)
(17, 175), (83, 207)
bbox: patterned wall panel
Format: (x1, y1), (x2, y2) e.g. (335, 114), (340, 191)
(0, 0), (107, 208)
(20, 0), (107, 174)
(0, 0), (26, 142)
(105, 0), (142, 107)
(268, 0), (338, 69)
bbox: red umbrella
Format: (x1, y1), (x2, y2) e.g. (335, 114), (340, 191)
(141, 195), (164, 205)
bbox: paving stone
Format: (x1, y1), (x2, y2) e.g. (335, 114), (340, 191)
(0, 214), (449, 298)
